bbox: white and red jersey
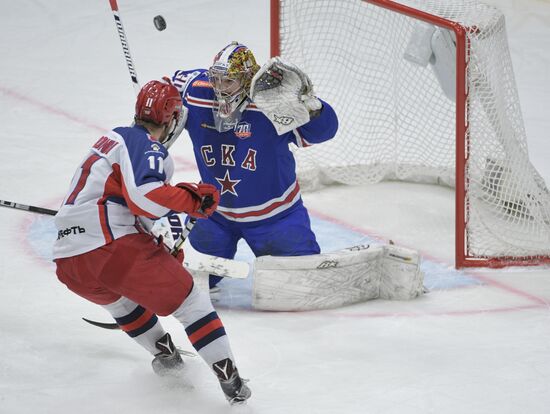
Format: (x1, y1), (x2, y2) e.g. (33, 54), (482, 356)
(53, 125), (197, 259)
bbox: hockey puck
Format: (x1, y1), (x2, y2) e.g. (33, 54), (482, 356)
(153, 15), (166, 31)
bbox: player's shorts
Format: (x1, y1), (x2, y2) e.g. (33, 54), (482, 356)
(55, 233), (193, 316)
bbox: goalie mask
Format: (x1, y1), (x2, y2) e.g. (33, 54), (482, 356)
(208, 42), (260, 132)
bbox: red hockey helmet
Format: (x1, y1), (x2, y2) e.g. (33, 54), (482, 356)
(135, 80), (182, 126)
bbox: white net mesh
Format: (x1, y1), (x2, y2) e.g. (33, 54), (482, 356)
(278, 0), (550, 262)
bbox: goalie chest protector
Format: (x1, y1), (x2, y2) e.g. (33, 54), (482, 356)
(171, 69), (338, 224)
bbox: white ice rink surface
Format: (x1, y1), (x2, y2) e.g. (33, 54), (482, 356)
(1, 1), (550, 413)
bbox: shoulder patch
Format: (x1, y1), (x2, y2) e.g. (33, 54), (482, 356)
(234, 121), (252, 139)
(192, 80), (212, 88)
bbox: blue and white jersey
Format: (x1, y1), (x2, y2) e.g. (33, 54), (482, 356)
(172, 69), (338, 224)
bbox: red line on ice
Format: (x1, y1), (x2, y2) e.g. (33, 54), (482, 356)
(309, 208), (550, 310)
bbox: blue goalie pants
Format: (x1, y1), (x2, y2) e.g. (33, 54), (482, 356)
(189, 204), (320, 288)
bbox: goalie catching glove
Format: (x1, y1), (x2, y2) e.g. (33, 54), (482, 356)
(176, 182), (220, 218)
(250, 57), (322, 135)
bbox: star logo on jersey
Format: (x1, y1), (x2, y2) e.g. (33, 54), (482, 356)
(215, 170), (241, 196)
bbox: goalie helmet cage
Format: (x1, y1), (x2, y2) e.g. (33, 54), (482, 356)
(270, 0), (550, 268)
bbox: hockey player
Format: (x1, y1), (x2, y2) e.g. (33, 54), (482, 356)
(53, 79), (251, 404)
(171, 42), (339, 289)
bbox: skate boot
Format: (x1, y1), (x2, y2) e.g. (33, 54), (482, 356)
(213, 358), (251, 405)
(151, 333), (184, 376)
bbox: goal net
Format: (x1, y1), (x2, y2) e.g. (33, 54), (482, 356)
(272, 0), (550, 267)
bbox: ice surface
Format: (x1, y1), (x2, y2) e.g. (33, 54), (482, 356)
(1, 1), (550, 413)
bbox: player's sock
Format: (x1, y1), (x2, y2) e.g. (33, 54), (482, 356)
(102, 297), (166, 355)
(172, 285), (251, 402)
(173, 285), (233, 363)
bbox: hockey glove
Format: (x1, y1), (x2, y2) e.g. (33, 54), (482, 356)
(176, 183), (220, 218)
(250, 57), (322, 135)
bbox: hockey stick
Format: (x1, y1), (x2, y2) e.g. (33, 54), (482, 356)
(82, 207), (249, 331)
(81, 221), (199, 331)
(107, 0), (140, 95)
(82, 218), (200, 331)
(170, 217), (249, 279)
(104, 2), (249, 276)
(170, 198), (249, 279)
(79, 318), (196, 356)
(171, 217), (196, 256)
(82, 317), (121, 330)
(1, 199), (249, 278)
(0, 200), (57, 216)
(9, 14), (139, 227)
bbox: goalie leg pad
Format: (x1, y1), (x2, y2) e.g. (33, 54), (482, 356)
(252, 246), (383, 311)
(379, 245), (425, 300)
(253, 244), (426, 311)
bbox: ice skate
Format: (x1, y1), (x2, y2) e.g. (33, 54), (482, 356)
(213, 358), (251, 404)
(151, 333), (185, 376)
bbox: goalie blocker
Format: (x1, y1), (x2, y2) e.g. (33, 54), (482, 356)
(253, 244), (425, 311)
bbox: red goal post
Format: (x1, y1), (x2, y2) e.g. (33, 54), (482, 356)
(270, 0), (550, 268)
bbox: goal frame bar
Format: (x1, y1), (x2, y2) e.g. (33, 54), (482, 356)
(270, 0), (550, 268)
